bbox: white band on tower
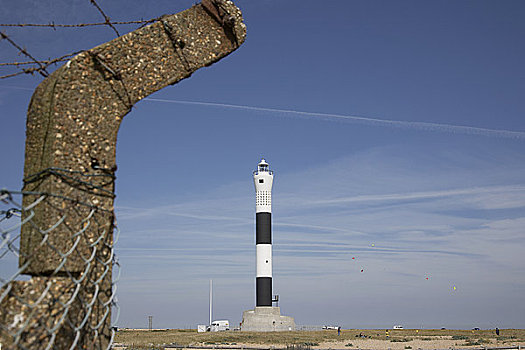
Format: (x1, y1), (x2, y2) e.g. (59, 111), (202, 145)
(256, 244), (272, 277)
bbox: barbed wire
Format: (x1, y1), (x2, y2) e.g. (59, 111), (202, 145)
(0, 32), (49, 78)
(89, 0), (121, 37)
(0, 49), (85, 79)
(0, 0), (161, 80)
(0, 19), (158, 29)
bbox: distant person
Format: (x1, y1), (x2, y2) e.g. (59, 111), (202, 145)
(338, 327), (341, 336)
(496, 328), (500, 336)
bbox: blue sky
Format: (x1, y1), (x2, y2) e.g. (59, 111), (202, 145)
(1, 0), (524, 329)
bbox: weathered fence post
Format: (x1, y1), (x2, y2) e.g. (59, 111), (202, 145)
(0, 1), (245, 348)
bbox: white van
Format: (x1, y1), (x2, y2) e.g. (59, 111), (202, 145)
(210, 320), (229, 332)
(322, 326), (339, 330)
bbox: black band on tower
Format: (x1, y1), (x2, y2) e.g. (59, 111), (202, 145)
(256, 277), (272, 307)
(256, 212), (271, 244)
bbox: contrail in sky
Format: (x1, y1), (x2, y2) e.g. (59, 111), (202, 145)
(145, 98), (525, 140)
(3, 85), (523, 139)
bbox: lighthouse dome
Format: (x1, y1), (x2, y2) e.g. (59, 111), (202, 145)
(257, 158), (270, 173)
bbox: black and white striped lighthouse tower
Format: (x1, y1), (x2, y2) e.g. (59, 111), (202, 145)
(240, 158), (295, 331)
(253, 158), (273, 307)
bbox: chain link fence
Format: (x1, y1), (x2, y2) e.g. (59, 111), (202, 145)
(0, 188), (120, 349)
(0, 2), (247, 349)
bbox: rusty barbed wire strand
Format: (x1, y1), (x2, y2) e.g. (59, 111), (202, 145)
(0, 18), (164, 78)
(0, 0), (162, 79)
(0, 18), (159, 29)
(0, 42), (84, 79)
(0, 50), (84, 67)
(0, 31), (49, 77)
(89, 0), (120, 37)
(0, 70), (29, 80)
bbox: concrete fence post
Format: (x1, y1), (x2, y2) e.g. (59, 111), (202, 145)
(0, 1), (245, 348)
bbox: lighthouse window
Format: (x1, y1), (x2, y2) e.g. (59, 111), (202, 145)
(259, 179), (264, 183)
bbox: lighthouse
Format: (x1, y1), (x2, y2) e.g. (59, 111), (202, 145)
(240, 158), (295, 332)
(253, 159), (273, 307)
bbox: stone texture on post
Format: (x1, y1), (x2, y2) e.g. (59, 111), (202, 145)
(0, 1), (246, 349)
(20, 0), (246, 275)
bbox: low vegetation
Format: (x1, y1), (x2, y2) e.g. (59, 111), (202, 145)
(451, 335), (469, 340)
(114, 328), (525, 349)
(390, 338), (412, 342)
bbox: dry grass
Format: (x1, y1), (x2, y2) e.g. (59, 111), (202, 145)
(114, 328), (525, 349)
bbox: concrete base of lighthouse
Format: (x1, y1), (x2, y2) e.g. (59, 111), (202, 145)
(240, 307), (295, 332)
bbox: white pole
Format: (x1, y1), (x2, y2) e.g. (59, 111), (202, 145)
(209, 279), (213, 326)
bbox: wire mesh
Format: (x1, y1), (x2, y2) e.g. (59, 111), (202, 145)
(0, 189), (120, 349)
(1, 2), (247, 348)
